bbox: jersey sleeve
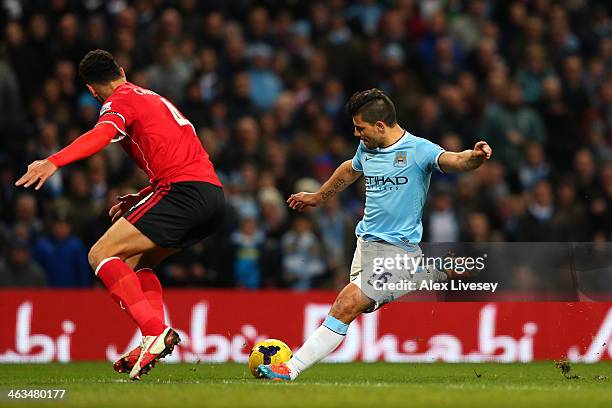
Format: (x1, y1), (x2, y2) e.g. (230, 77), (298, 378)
(351, 141), (365, 172)
(48, 124), (116, 167)
(95, 97), (134, 142)
(415, 137), (445, 173)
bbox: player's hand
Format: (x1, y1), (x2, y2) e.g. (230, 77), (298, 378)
(15, 159), (58, 190)
(287, 192), (321, 211)
(109, 193), (142, 223)
(472, 141), (492, 160)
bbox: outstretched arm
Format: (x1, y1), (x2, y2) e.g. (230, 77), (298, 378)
(15, 122), (117, 190)
(438, 141), (493, 173)
(287, 159), (363, 211)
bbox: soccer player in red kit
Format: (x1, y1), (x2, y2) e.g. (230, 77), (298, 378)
(15, 50), (225, 380)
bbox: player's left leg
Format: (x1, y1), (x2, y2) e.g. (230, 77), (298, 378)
(89, 218), (168, 335)
(89, 218), (167, 334)
(89, 218), (181, 380)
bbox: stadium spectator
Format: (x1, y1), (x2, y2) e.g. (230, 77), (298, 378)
(52, 169), (101, 240)
(480, 82), (547, 173)
(314, 195), (355, 279)
(31, 209), (91, 288)
(553, 179), (591, 242)
(1, 1), (611, 288)
(231, 215), (264, 289)
(515, 44), (556, 104)
(246, 43), (283, 110)
(537, 76), (579, 169)
(0, 59), (23, 139)
(11, 193), (43, 244)
(0, 239), (46, 287)
(516, 180), (556, 242)
(464, 211), (499, 242)
(425, 187), (460, 243)
(146, 41), (192, 104)
(518, 142), (551, 191)
(258, 187), (288, 288)
(282, 215), (326, 290)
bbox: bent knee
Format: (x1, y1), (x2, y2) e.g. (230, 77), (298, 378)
(329, 299), (364, 324)
(329, 284), (375, 323)
(88, 242), (103, 271)
(88, 239), (120, 272)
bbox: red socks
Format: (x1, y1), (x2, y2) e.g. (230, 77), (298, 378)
(136, 268), (165, 324)
(97, 258), (165, 336)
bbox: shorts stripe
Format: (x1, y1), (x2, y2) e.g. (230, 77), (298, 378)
(126, 185), (170, 223)
(128, 185), (170, 224)
(127, 186), (169, 223)
(125, 189), (162, 223)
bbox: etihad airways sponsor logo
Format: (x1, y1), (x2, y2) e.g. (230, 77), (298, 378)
(364, 175), (408, 190)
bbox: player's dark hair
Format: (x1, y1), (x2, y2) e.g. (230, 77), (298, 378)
(78, 49), (122, 85)
(345, 88), (397, 126)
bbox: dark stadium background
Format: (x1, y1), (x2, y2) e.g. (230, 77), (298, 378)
(0, 0), (611, 292)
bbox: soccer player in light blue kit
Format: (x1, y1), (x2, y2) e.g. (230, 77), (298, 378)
(258, 89), (492, 380)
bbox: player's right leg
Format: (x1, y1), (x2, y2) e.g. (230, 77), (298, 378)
(257, 282), (374, 381)
(113, 247), (177, 374)
(127, 246), (178, 325)
(258, 238), (449, 381)
(111, 181), (223, 379)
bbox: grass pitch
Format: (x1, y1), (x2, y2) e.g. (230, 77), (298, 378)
(1, 362), (611, 408)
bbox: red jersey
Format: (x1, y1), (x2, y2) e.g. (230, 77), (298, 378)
(95, 82), (221, 188)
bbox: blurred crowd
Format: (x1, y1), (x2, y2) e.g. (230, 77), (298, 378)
(0, 0), (611, 290)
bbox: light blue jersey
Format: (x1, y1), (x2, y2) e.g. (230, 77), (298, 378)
(351, 130), (445, 245)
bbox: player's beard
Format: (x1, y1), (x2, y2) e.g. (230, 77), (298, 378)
(90, 87), (105, 103)
(362, 137), (375, 149)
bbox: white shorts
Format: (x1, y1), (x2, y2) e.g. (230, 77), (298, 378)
(349, 237), (425, 306)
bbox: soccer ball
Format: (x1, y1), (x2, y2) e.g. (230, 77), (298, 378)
(248, 339), (293, 378)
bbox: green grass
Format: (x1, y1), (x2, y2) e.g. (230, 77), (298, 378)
(1, 362), (612, 408)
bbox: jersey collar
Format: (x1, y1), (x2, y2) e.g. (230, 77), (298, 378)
(375, 130), (407, 153)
